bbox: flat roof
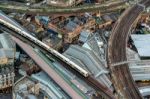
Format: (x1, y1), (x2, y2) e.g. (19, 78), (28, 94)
(131, 34), (150, 57)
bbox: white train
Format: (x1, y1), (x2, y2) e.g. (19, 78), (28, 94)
(0, 18), (89, 77)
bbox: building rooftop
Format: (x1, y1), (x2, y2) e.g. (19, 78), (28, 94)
(126, 48), (140, 61)
(63, 45), (113, 90)
(131, 34), (150, 58)
(0, 33), (15, 65)
(31, 71), (70, 99)
(64, 21), (78, 32)
(42, 35), (62, 50)
(78, 30), (92, 43)
(127, 48), (150, 81)
(52, 61), (94, 96)
(0, 33), (15, 49)
(83, 33), (107, 66)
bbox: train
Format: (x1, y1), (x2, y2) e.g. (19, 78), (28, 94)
(0, 17), (89, 77)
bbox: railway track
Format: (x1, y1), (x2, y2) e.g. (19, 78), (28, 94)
(0, 12), (115, 99)
(0, 1), (127, 15)
(107, 0), (150, 98)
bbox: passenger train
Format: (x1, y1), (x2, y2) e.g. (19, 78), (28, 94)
(0, 18), (89, 77)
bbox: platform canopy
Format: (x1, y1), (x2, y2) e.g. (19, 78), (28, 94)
(131, 34), (150, 58)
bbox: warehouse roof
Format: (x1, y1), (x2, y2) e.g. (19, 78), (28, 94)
(131, 34), (150, 58)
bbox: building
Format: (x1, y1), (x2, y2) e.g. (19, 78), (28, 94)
(35, 16), (50, 27)
(82, 32), (107, 67)
(78, 29), (93, 43)
(63, 45), (113, 91)
(131, 34), (150, 59)
(13, 76), (40, 99)
(0, 33), (15, 65)
(31, 71), (71, 99)
(36, 49), (94, 98)
(42, 36), (62, 50)
(0, 33), (15, 92)
(13, 72), (71, 99)
(127, 48), (150, 81)
(130, 61), (150, 81)
(139, 86), (150, 97)
(64, 20), (83, 43)
(19, 59), (40, 76)
(95, 13), (118, 28)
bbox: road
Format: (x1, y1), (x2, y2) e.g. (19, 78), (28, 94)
(107, 0), (150, 98)
(0, 12), (115, 99)
(0, 1), (127, 15)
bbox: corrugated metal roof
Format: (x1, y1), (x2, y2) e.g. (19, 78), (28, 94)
(131, 34), (150, 57)
(63, 54), (90, 73)
(63, 45), (112, 89)
(64, 45), (106, 73)
(31, 71), (70, 98)
(83, 33), (106, 63)
(0, 33), (15, 49)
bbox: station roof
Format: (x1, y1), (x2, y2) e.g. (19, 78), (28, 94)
(131, 34), (150, 57)
(63, 45), (113, 89)
(63, 45), (107, 75)
(0, 33), (15, 49)
(0, 33), (15, 59)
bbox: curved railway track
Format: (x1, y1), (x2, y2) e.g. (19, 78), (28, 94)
(107, 0), (150, 98)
